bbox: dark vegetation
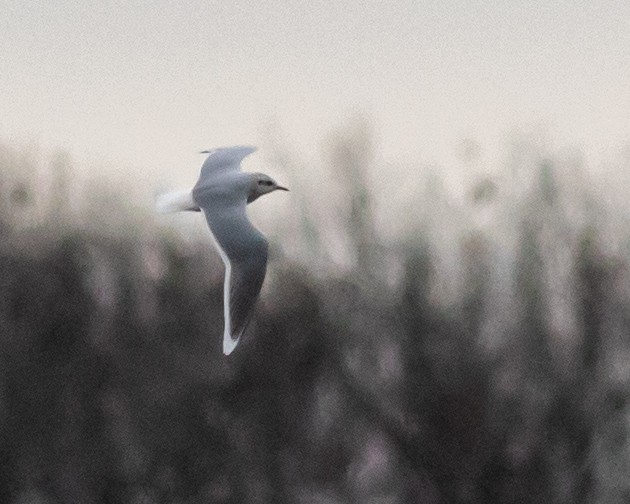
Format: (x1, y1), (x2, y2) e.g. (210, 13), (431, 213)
(1, 129), (630, 503)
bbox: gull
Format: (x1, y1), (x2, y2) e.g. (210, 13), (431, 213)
(157, 146), (288, 355)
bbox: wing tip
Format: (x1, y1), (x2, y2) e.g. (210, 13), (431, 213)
(223, 332), (241, 356)
(200, 145), (258, 156)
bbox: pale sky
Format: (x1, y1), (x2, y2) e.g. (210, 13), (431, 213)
(1, 0), (629, 184)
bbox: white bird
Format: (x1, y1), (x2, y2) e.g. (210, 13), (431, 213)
(157, 146), (288, 355)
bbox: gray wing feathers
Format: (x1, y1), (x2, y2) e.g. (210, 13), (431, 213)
(227, 239), (268, 338)
(201, 204), (268, 354)
(199, 146), (257, 180)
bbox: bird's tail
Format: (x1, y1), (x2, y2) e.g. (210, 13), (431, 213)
(155, 190), (199, 213)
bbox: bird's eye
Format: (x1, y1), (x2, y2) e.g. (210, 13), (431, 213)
(259, 180), (273, 186)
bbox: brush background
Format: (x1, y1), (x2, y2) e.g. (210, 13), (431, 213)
(1, 128), (630, 503)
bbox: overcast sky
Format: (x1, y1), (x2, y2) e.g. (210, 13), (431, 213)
(2, 0), (629, 183)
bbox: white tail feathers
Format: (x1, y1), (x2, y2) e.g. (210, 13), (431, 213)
(155, 190), (199, 213)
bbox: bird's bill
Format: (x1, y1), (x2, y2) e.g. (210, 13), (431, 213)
(276, 185), (289, 191)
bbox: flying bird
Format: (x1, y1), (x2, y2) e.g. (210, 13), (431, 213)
(157, 146), (288, 355)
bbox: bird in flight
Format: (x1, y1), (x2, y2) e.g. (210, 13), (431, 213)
(157, 146), (288, 355)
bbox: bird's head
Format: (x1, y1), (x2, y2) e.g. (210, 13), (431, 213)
(248, 173), (289, 203)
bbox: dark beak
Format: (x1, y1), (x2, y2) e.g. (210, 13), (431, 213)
(276, 185), (289, 192)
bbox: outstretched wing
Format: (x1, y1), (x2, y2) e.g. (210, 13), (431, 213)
(200, 200), (268, 355)
(198, 146), (257, 180)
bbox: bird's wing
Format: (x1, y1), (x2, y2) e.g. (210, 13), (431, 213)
(198, 146), (257, 180)
(199, 199), (268, 355)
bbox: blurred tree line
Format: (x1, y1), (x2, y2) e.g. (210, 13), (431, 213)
(1, 129), (630, 504)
